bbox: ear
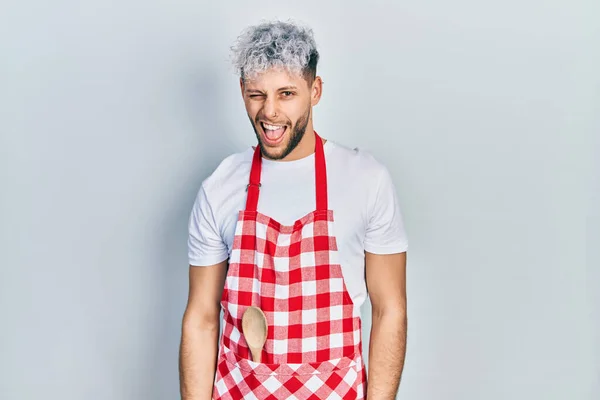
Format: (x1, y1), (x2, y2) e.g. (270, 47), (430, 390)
(311, 76), (323, 106)
(240, 77), (244, 96)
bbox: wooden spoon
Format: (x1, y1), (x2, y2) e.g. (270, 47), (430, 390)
(241, 306), (268, 363)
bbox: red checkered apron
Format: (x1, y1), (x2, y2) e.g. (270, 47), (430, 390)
(212, 133), (366, 399)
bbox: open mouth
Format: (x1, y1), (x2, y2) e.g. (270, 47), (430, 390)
(260, 122), (287, 145)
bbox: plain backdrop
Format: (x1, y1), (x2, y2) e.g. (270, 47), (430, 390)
(1, 1), (597, 399)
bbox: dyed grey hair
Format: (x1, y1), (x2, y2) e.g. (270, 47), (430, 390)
(230, 20), (320, 84)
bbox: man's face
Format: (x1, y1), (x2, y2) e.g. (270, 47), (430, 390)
(241, 68), (320, 160)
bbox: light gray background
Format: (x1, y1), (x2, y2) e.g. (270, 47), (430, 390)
(1, 1), (597, 399)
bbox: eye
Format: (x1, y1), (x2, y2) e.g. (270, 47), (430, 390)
(282, 91), (295, 97)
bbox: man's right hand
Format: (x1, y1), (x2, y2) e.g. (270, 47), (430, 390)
(179, 260), (228, 400)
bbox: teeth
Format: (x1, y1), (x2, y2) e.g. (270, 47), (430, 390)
(262, 123), (284, 130)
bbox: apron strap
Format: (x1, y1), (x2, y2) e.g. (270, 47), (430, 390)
(245, 146), (262, 212)
(245, 131), (328, 212)
(314, 132), (328, 211)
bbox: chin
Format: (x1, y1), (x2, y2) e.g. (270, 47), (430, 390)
(259, 140), (288, 160)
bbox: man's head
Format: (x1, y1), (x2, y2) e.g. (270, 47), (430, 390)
(231, 20), (322, 161)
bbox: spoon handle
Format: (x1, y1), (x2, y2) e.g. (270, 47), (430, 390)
(249, 346), (262, 363)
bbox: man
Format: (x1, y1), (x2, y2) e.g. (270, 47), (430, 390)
(179, 20), (408, 400)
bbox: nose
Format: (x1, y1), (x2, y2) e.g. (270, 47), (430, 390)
(262, 96), (279, 120)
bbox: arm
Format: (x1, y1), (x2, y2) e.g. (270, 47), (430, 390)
(365, 251), (407, 400)
(179, 260), (228, 400)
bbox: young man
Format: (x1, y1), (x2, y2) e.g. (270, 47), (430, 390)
(179, 20), (408, 400)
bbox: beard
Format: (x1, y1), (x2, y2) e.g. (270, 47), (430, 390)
(249, 105), (311, 161)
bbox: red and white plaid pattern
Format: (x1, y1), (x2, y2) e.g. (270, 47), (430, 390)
(213, 133), (366, 399)
(214, 344), (364, 399)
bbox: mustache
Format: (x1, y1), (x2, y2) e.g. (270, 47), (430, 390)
(255, 116), (290, 126)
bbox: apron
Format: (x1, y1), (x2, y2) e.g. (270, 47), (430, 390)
(212, 132), (366, 399)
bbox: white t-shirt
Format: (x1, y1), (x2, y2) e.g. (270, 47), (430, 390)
(188, 139), (408, 309)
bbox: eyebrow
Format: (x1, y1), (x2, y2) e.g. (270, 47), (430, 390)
(245, 86), (298, 94)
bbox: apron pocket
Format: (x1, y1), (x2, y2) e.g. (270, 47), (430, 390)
(214, 345), (366, 399)
(220, 344), (359, 376)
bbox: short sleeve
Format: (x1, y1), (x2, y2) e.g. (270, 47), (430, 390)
(364, 167), (409, 254)
(187, 184), (229, 266)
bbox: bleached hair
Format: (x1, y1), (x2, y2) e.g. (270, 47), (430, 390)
(230, 19), (319, 83)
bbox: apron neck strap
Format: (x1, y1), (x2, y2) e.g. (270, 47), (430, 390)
(245, 131), (328, 212)
(314, 132), (328, 211)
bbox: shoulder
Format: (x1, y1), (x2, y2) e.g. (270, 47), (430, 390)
(200, 146), (254, 201)
(326, 140), (392, 187)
